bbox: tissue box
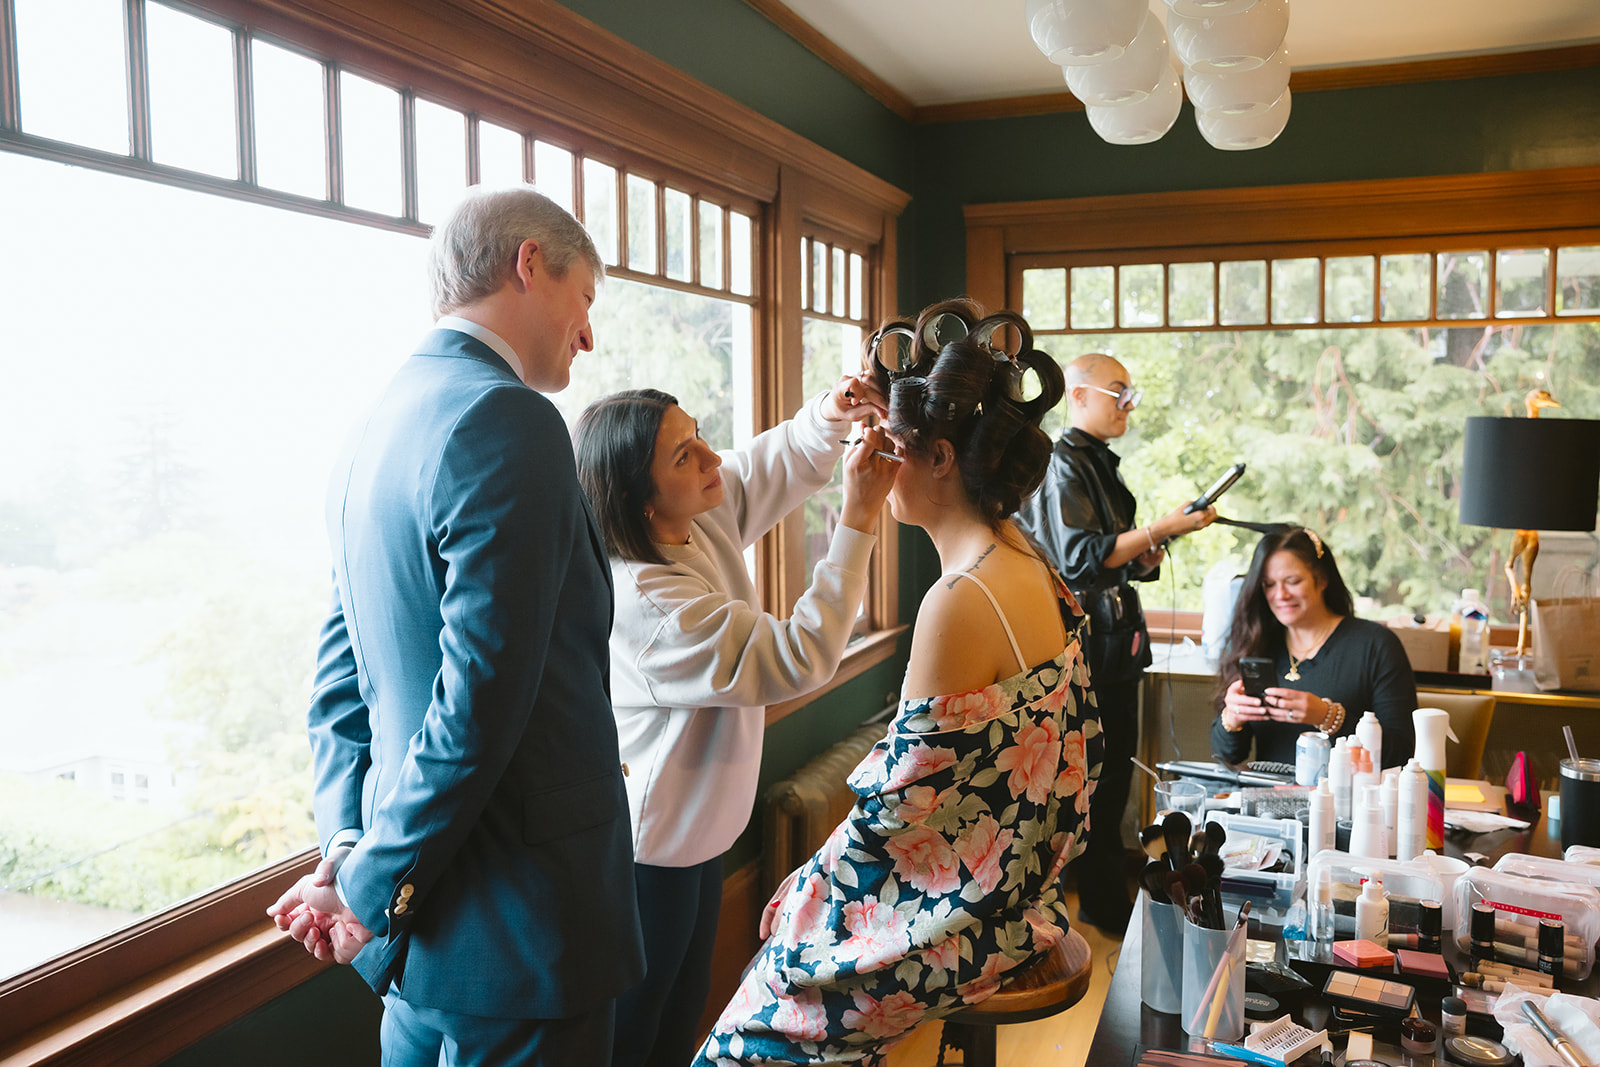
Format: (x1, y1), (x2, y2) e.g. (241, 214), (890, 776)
(1386, 616), (1448, 672)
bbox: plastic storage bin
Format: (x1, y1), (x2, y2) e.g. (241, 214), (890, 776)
(1494, 852), (1600, 893)
(1212, 812), (1303, 912)
(1567, 845), (1600, 867)
(1452, 867), (1600, 979)
(1304, 850), (1448, 940)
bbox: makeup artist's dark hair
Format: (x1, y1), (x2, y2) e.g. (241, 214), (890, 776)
(574, 388), (678, 565)
(1217, 525), (1354, 700)
(864, 299), (1065, 530)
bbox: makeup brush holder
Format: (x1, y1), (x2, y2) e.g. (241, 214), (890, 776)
(1181, 910), (1245, 1040)
(1141, 891), (1184, 1013)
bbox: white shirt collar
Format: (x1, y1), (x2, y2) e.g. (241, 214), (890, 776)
(434, 315), (528, 385)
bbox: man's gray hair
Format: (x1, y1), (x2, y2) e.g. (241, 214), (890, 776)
(428, 185), (604, 318)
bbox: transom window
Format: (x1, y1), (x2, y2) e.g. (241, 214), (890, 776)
(1019, 242), (1600, 334)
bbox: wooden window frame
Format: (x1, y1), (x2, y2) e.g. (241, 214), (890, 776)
(965, 166), (1600, 323)
(0, 1), (907, 1062)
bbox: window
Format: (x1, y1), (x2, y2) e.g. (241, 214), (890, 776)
(0, 0), (906, 1050)
(971, 169), (1600, 628)
(800, 234), (872, 611)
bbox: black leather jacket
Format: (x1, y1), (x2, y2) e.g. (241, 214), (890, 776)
(1014, 428), (1155, 683)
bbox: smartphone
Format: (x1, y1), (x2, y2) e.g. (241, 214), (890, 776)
(1239, 656), (1275, 699)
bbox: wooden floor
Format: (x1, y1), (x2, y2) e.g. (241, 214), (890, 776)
(884, 886), (1124, 1067)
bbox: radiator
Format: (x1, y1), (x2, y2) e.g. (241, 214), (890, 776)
(761, 721), (888, 896)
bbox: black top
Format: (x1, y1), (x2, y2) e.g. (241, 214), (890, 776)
(1210, 616), (1417, 769)
(1015, 428), (1155, 682)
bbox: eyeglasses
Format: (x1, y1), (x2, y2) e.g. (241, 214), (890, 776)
(1085, 384), (1143, 411)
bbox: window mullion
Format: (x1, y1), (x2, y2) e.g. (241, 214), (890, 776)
(399, 89), (418, 222)
(465, 113), (480, 187)
(0, 0), (19, 131)
(233, 28), (255, 186)
(123, 0), (151, 161)
(323, 61), (341, 204)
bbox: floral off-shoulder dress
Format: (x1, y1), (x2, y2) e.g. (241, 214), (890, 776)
(694, 573), (1102, 1066)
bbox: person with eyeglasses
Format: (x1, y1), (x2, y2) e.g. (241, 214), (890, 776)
(1014, 352), (1216, 937)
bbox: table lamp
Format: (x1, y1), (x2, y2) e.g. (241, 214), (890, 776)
(1458, 405), (1600, 657)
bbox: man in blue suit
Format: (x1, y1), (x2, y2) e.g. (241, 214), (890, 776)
(269, 186), (644, 1065)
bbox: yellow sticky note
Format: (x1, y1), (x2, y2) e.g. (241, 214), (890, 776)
(1446, 782), (1485, 804)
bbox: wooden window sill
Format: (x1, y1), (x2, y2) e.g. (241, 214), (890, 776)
(765, 626), (906, 726)
(0, 855), (325, 1067)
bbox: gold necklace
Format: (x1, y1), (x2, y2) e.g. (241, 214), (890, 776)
(1285, 620), (1337, 682)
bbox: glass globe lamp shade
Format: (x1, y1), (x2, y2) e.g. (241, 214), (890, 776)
(1065, 11), (1170, 107)
(1183, 45), (1289, 114)
(1086, 66), (1182, 144)
(1196, 87), (1292, 149)
(1163, 0), (1258, 18)
(1169, 0), (1289, 74)
(1026, 0), (1147, 66)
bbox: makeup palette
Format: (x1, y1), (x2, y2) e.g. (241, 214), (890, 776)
(1394, 948), (1452, 981)
(1331, 938), (1395, 968)
(1320, 970), (1417, 1019)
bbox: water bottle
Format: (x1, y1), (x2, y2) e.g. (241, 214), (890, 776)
(1454, 588), (1489, 674)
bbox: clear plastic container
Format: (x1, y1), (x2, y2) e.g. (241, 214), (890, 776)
(1567, 845), (1600, 867)
(1494, 852), (1600, 893)
(1305, 850), (1447, 940)
(1451, 867), (1600, 979)
(1212, 812), (1304, 912)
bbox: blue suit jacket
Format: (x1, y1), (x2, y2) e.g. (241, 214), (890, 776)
(308, 328), (644, 1018)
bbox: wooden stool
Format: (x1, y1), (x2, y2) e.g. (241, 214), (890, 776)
(937, 929), (1094, 1067)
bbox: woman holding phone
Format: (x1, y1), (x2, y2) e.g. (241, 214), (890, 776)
(1212, 526), (1415, 769)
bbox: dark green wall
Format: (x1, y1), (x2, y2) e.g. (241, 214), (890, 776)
(909, 65), (1600, 308)
(157, 9), (1599, 1064)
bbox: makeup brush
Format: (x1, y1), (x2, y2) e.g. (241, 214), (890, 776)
(1139, 823), (1169, 863)
(1142, 860), (1172, 904)
(1189, 829), (1209, 860)
(1163, 869), (1188, 911)
(1197, 852), (1227, 926)
(1202, 820), (1227, 858)
(1181, 864), (1211, 927)
(1163, 811), (1193, 870)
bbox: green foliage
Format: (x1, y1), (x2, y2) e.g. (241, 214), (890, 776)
(0, 773), (241, 912)
(1035, 323), (1600, 615)
(555, 276), (740, 448)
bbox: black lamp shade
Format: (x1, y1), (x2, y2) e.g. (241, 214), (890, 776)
(1459, 416), (1600, 531)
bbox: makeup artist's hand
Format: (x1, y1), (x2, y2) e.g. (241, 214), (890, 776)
(824, 373), (887, 422)
(840, 424), (899, 533)
(1261, 687), (1329, 726)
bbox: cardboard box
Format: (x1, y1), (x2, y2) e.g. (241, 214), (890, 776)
(1386, 616), (1449, 672)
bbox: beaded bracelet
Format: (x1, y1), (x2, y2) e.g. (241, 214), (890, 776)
(1145, 525), (1157, 552)
(1320, 699), (1345, 735)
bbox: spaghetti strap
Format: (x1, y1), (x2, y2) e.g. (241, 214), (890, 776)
(943, 571), (1028, 674)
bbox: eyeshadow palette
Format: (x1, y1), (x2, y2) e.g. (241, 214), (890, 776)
(1321, 970), (1417, 1019)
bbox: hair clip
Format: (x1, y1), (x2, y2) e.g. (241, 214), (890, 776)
(1302, 528), (1325, 558)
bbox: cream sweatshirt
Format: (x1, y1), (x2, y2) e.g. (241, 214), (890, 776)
(609, 392), (877, 867)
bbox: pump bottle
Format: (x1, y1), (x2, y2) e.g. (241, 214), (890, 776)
(1356, 873), (1390, 947)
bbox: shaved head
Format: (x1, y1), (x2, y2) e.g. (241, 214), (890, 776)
(1065, 352), (1134, 441)
(1064, 353), (1126, 388)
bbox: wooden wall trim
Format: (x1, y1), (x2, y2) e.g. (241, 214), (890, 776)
(738, 0), (916, 122)
(963, 166), (1600, 254)
(921, 43), (1600, 126)
(1289, 41), (1600, 94)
